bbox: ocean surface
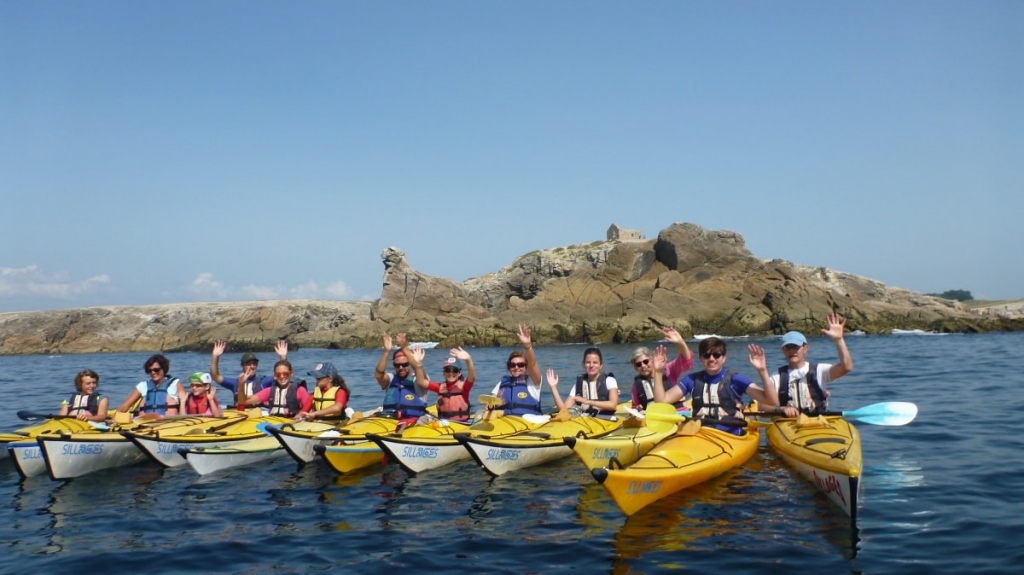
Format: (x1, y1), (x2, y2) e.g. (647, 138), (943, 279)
(2, 332), (1023, 574)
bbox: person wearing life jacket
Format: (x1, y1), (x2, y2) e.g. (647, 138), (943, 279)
(426, 350), (476, 422)
(760, 313), (854, 418)
(241, 359), (312, 417)
(58, 369), (109, 422)
(183, 372), (224, 417)
(209, 339), (289, 397)
(630, 326), (693, 411)
(294, 362), (350, 422)
(561, 347), (620, 417)
(374, 332), (430, 424)
(116, 354), (186, 421)
(489, 324), (545, 416)
(652, 337), (778, 435)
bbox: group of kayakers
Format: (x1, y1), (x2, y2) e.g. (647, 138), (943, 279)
(54, 313), (854, 428)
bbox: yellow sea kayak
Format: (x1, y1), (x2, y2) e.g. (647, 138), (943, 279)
(765, 415), (863, 522)
(314, 416), (402, 474)
(565, 419), (678, 472)
(593, 423), (760, 516)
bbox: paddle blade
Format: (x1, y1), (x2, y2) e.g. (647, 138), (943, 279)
(644, 402), (687, 432)
(842, 401), (918, 426)
(16, 410), (55, 421)
(477, 394), (504, 408)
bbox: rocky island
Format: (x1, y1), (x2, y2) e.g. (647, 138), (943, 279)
(1, 223), (1020, 355)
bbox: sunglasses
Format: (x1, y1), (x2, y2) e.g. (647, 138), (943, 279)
(147, 367), (163, 374)
(274, 372), (292, 377)
(190, 383), (207, 388)
(508, 362), (527, 369)
(394, 363), (410, 368)
(443, 367), (461, 374)
(633, 358), (650, 368)
(700, 352), (724, 360)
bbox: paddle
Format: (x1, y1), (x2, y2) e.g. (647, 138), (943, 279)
(477, 394), (504, 408)
(16, 410), (69, 421)
(750, 401), (918, 426)
(644, 403), (769, 433)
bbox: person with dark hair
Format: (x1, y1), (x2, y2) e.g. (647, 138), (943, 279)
(240, 359), (312, 417)
(374, 332), (430, 424)
(210, 339), (289, 396)
(295, 362), (350, 422)
(651, 338), (778, 434)
(59, 369), (109, 422)
(414, 348), (476, 422)
(489, 325), (545, 416)
(630, 326), (693, 411)
(551, 347), (620, 418)
(116, 354), (186, 420)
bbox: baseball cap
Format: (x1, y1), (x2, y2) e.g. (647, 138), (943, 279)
(189, 372), (213, 384)
(442, 357), (462, 371)
(240, 352), (258, 364)
(307, 362), (338, 379)
(780, 331), (808, 347)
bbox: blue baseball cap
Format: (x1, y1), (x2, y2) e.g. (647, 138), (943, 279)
(442, 357), (462, 371)
(307, 362), (338, 379)
(781, 332), (808, 347)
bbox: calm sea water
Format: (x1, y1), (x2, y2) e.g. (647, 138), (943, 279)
(2, 332), (1023, 574)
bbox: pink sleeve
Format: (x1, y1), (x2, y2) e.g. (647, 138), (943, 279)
(665, 353), (694, 385)
(298, 387), (313, 412)
(255, 387), (272, 403)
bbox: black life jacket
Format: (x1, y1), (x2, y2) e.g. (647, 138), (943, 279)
(573, 373), (614, 416)
(632, 374), (685, 410)
(67, 392), (100, 417)
(268, 382), (302, 416)
(777, 363), (828, 415)
(691, 371), (742, 420)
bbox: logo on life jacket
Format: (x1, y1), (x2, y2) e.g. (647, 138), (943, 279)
(404, 393), (415, 401)
(516, 392), (528, 399)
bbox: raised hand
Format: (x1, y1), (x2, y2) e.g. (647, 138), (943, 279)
(662, 327), (684, 345)
(382, 332), (393, 351)
(822, 313), (847, 340)
(747, 344), (767, 371)
(409, 345), (426, 365)
(275, 340), (289, 359)
(517, 324), (532, 347)
(652, 345), (668, 372)
(395, 332), (408, 348)
(546, 368), (559, 388)
(212, 340), (227, 357)
(451, 347), (471, 361)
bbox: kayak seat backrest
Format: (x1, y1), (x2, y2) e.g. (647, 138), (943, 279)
(805, 438), (847, 446)
(521, 432), (551, 440)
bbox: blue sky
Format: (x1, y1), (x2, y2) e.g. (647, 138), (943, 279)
(2, 2), (1021, 312)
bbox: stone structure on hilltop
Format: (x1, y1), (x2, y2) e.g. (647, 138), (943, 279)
(607, 223), (643, 241)
(1, 222), (1015, 355)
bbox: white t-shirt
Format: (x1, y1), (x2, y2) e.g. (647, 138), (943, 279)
(769, 363), (833, 410)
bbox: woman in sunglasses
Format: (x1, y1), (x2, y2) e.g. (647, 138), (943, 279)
(490, 325), (544, 416)
(629, 326), (693, 411)
(116, 354), (186, 420)
(650, 337), (778, 434)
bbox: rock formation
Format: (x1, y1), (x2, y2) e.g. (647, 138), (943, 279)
(1, 222), (1018, 355)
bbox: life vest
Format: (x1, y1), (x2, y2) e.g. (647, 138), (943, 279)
(777, 363), (827, 415)
(436, 380), (471, 421)
(631, 374), (686, 411)
(66, 392), (100, 417)
(313, 386), (346, 421)
(268, 382), (302, 416)
(691, 371), (742, 420)
(141, 378), (180, 415)
(382, 375), (428, 419)
(185, 394), (217, 416)
(496, 375), (542, 416)
(573, 373), (614, 416)
(244, 377), (266, 397)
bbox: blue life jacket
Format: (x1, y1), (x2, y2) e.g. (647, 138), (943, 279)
(692, 371), (741, 420)
(141, 378), (180, 415)
(496, 374), (542, 416)
(777, 363), (827, 415)
(382, 375), (427, 419)
(267, 382), (302, 416)
(573, 373), (614, 416)
(66, 392), (100, 417)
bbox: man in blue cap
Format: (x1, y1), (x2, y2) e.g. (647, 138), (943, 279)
(765, 313), (854, 417)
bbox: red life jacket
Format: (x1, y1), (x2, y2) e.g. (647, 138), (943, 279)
(436, 380), (471, 421)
